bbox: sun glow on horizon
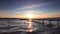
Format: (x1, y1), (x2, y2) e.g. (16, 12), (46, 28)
(26, 13), (33, 18)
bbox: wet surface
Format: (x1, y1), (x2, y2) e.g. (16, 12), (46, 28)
(0, 19), (60, 34)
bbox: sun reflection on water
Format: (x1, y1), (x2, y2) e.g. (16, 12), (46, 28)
(26, 18), (33, 32)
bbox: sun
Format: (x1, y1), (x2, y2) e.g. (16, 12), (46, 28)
(26, 14), (33, 18)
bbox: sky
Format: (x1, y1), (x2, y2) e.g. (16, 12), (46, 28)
(0, 0), (60, 18)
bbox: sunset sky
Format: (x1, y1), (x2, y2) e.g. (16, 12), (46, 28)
(0, 0), (60, 18)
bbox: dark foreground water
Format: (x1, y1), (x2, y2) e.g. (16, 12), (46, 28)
(0, 18), (60, 34)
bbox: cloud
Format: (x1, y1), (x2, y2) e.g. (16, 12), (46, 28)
(13, 2), (52, 10)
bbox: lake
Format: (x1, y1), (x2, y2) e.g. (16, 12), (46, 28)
(0, 18), (60, 34)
